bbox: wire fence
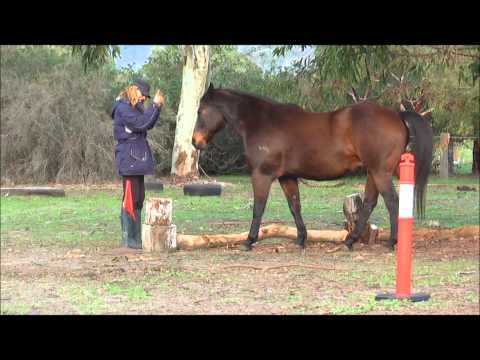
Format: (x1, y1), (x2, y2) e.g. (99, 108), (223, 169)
(431, 135), (478, 175)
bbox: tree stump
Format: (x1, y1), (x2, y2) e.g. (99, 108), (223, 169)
(142, 198), (176, 252)
(144, 198), (172, 226)
(142, 224), (176, 252)
(343, 193), (377, 244)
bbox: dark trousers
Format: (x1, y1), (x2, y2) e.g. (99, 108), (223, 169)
(122, 175), (145, 210)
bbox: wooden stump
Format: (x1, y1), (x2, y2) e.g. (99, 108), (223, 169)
(142, 197), (176, 252)
(343, 193), (377, 244)
(142, 224), (177, 252)
(369, 224), (379, 244)
(144, 198), (172, 226)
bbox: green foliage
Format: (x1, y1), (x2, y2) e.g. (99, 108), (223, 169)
(1, 45), (118, 184)
(139, 45), (278, 175)
(2, 44), (478, 183)
(273, 45), (480, 136)
(71, 45), (120, 72)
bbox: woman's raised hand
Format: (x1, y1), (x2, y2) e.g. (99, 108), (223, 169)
(153, 90), (165, 107)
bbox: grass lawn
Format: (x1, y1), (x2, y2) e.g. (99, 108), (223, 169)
(1, 174), (478, 315)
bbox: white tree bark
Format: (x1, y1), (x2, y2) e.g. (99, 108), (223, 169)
(171, 45), (210, 178)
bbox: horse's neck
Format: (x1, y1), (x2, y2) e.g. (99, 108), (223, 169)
(214, 91), (246, 133)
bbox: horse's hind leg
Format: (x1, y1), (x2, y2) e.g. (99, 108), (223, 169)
(344, 172), (379, 250)
(239, 171), (274, 251)
(278, 176), (307, 249)
(373, 173), (399, 250)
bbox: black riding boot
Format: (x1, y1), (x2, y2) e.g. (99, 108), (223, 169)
(121, 209), (142, 249)
(131, 208), (143, 249)
(120, 211), (127, 247)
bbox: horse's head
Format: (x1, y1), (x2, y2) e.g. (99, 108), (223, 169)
(192, 83), (227, 150)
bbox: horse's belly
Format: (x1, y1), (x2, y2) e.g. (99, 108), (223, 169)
(284, 154), (362, 180)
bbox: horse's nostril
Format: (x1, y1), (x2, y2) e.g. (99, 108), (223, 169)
(192, 138), (201, 150)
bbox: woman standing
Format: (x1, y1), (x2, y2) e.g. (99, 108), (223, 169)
(111, 79), (164, 248)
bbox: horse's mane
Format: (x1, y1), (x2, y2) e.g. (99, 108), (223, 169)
(219, 88), (304, 111)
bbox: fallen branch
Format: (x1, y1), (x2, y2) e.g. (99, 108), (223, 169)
(220, 263), (370, 273)
(457, 271), (476, 276)
(262, 264), (337, 272)
(221, 264), (265, 271)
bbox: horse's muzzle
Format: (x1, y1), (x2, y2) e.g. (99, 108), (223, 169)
(192, 134), (207, 150)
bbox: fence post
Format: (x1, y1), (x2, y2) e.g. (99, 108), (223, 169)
(473, 139), (480, 175)
(439, 132), (450, 178)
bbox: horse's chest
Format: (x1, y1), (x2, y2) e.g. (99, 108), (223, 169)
(245, 143), (283, 173)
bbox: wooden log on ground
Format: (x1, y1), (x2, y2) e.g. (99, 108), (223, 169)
(1, 187), (65, 197)
(176, 224), (349, 250)
(144, 198), (172, 226)
(369, 224), (379, 243)
(140, 195), (381, 252)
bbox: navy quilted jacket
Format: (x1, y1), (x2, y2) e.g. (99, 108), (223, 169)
(111, 98), (162, 176)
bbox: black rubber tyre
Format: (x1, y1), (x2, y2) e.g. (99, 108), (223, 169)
(1, 187), (65, 197)
(145, 182), (164, 191)
(183, 183), (222, 196)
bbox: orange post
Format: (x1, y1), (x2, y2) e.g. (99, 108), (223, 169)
(375, 152), (430, 302)
(396, 153), (415, 297)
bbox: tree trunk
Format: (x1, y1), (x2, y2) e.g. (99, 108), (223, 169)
(171, 45), (210, 178)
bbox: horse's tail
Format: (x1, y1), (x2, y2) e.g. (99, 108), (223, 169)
(400, 111), (434, 219)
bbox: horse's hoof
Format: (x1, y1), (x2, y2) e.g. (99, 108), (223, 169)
(344, 241), (354, 251)
(385, 242), (396, 251)
(344, 235), (356, 251)
(239, 242), (252, 251)
(294, 240), (305, 249)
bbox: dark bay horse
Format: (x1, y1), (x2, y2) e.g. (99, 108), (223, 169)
(192, 84), (433, 251)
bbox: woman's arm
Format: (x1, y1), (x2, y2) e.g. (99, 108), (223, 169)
(120, 104), (161, 133)
(147, 104), (162, 130)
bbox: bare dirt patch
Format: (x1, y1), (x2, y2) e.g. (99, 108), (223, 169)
(1, 226), (478, 315)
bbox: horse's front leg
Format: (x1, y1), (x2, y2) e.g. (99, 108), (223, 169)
(239, 171), (274, 251)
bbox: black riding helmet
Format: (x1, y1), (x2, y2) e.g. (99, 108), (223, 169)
(133, 79), (151, 98)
